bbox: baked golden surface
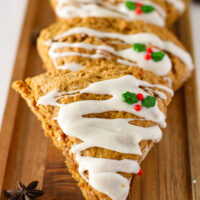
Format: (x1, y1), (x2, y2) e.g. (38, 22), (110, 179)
(12, 65), (172, 200)
(50, 0), (185, 27)
(37, 17), (191, 90)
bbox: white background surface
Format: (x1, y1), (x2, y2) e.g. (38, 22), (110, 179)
(0, 0), (200, 128)
(0, 0), (28, 127)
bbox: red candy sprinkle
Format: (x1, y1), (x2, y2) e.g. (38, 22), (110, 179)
(135, 8), (142, 15)
(136, 2), (142, 7)
(147, 47), (153, 53)
(137, 93), (144, 101)
(145, 54), (151, 60)
(137, 169), (143, 176)
(135, 104), (142, 111)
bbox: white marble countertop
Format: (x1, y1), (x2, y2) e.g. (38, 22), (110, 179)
(0, 0), (200, 128)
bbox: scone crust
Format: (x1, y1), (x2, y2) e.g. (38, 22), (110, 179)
(37, 17), (191, 90)
(12, 66), (172, 200)
(49, 0), (185, 27)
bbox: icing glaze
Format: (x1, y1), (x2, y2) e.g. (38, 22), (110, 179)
(117, 47), (171, 76)
(163, 77), (172, 87)
(49, 41), (172, 76)
(117, 58), (137, 67)
(56, 0), (166, 26)
(37, 75), (172, 200)
(166, 0), (185, 11)
(56, 62), (84, 71)
(46, 27), (193, 76)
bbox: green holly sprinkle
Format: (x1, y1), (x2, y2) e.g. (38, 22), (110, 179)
(133, 43), (146, 52)
(141, 5), (154, 13)
(125, 1), (136, 10)
(122, 91), (139, 105)
(151, 52), (165, 62)
(142, 96), (156, 108)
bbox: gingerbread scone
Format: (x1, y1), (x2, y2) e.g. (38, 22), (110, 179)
(13, 65), (173, 200)
(37, 18), (193, 90)
(50, 0), (185, 27)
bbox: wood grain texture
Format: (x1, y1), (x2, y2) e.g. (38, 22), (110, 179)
(178, 1), (200, 199)
(0, 0), (55, 198)
(0, 0), (199, 199)
(0, 0), (40, 195)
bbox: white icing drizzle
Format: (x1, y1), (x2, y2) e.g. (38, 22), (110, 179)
(154, 90), (167, 100)
(57, 62), (84, 71)
(37, 75), (172, 200)
(117, 58), (137, 67)
(163, 77), (172, 87)
(144, 88), (167, 100)
(166, 0), (185, 12)
(49, 41), (172, 76)
(74, 152), (140, 200)
(117, 47), (172, 76)
(56, 0), (166, 26)
(46, 27), (193, 76)
(55, 28), (193, 71)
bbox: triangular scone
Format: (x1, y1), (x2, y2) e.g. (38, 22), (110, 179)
(37, 18), (193, 90)
(49, 0), (185, 27)
(12, 65), (173, 200)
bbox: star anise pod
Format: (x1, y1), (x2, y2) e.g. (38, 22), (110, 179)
(4, 181), (43, 200)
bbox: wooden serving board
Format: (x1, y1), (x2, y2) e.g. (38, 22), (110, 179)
(0, 0), (199, 199)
